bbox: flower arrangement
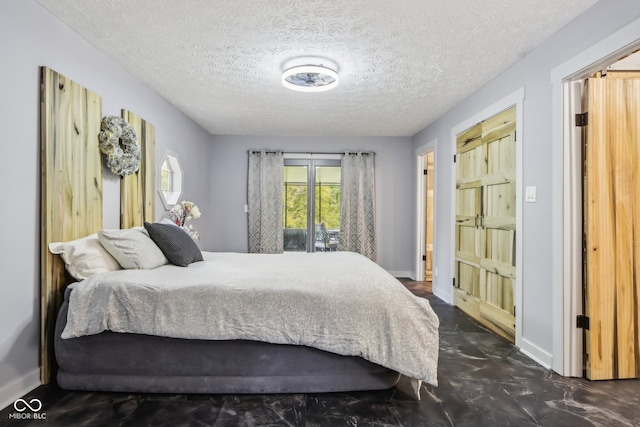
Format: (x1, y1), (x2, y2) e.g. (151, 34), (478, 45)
(169, 200), (201, 240)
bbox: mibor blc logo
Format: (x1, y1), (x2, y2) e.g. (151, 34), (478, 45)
(8, 398), (47, 420)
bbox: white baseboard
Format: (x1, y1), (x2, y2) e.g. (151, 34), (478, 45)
(0, 368), (40, 412)
(519, 338), (553, 369)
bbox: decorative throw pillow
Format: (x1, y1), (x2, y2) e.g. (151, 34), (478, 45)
(98, 227), (168, 269)
(144, 222), (203, 267)
(49, 234), (121, 280)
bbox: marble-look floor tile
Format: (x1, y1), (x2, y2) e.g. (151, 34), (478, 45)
(213, 394), (305, 427)
(305, 391), (400, 426)
(121, 394), (225, 427)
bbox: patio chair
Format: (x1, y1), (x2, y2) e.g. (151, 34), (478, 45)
(315, 223), (338, 251)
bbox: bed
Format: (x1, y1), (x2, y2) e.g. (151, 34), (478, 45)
(52, 237), (439, 397)
(40, 70), (438, 398)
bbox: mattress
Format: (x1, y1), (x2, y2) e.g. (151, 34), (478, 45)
(55, 287), (401, 394)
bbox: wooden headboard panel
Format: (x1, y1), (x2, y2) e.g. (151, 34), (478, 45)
(40, 67), (103, 383)
(40, 69), (157, 384)
(120, 109), (156, 228)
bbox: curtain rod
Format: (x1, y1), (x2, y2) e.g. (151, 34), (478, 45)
(248, 150), (376, 155)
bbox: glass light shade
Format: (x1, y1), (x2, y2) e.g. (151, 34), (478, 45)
(282, 65), (339, 92)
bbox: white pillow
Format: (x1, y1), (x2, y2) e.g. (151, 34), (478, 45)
(49, 234), (121, 280)
(159, 217), (179, 226)
(98, 227), (168, 269)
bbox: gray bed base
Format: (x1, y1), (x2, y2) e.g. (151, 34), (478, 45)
(55, 288), (401, 394)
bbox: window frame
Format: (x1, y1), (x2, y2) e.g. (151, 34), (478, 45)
(158, 152), (183, 210)
(283, 157), (341, 252)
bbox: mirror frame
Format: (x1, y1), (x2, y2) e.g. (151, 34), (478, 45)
(158, 151), (183, 210)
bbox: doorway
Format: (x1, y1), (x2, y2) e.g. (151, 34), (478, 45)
(416, 142), (436, 285)
(453, 105), (517, 343)
(424, 151), (435, 281)
(566, 51), (640, 380)
(283, 158), (342, 252)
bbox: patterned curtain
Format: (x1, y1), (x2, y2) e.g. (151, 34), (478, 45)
(247, 150), (284, 253)
(339, 152), (376, 260)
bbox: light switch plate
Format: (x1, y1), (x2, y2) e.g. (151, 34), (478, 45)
(525, 186), (537, 202)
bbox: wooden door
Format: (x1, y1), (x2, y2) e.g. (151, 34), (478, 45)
(583, 76), (640, 380)
(424, 151), (435, 281)
(455, 106), (516, 342)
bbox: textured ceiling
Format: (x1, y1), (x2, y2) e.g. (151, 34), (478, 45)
(37, 0), (598, 137)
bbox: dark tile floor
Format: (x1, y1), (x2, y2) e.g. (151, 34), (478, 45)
(2, 280), (639, 426)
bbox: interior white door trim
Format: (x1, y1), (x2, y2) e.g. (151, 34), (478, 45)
(550, 16), (640, 376)
(415, 139), (437, 287)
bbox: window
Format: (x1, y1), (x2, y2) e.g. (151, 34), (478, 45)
(159, 153), (182, 209)
(283, 158), (341, 252)
(161, 158), (174, 193)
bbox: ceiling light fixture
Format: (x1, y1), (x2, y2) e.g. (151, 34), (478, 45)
(282, 57), (339, 92)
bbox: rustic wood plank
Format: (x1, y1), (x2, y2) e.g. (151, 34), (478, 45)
(480, 258), (516, 280)
(483, 118), (516, 147)
(457, 262), (480, 296)
(485, 229), (515, 265)
(456, 251), (481, 267)
(482, 107), (516, 139)
(120, 109), (155, 228)
(456, 122), (482, 155)
(457, 178), (482, 190)
(635, 82), (640, 378)
(585, 78), (619, 380)
(40, 67), (102, 383)
(483, 217), (516, 230)
(605, 71), (640, 79)
(478, 297), (515, 341)
(454, 287), (515, 342)
(610, 79), (639, 378)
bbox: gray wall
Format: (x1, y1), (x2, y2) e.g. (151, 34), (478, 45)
(0, 0), (212, 408)
(206, 135), (414, 274)
(413, 0), (640, 365)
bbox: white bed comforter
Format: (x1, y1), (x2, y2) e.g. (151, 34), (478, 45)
(63, 251), (439, 386)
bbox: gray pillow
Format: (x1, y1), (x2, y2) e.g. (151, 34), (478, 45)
(143, 222), (203, 267)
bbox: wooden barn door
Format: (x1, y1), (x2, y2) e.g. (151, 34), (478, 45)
(455, 106), (516, 343)
(583, 76), (640, 380)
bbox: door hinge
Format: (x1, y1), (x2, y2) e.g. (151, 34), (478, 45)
(513, 306), (516, 317)
(422, 255), (427, 261)
(424, 169), (428, 175)
(577, 315), (590, 330)
(452, 277), (456, 287)
(453, 154), (457, 163)
(575, 113), (588, 127)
